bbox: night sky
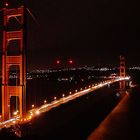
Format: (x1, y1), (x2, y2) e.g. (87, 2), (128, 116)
(0, 0), (140, 70)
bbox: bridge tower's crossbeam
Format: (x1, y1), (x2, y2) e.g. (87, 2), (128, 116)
(2, 3), (26, 121)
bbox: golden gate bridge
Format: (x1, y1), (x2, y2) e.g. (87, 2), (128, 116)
(0, 1), (130, 137)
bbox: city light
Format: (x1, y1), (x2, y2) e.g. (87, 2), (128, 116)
(69, 60), (73, 64)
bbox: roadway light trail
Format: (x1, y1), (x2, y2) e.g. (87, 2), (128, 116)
(0, 77), (130, 130)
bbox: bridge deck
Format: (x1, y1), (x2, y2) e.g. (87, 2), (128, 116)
(0, 77), (130, 130)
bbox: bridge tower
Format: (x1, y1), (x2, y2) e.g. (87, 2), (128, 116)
(120, 56), (126, 78)
(2, 1), (26, 121)
(119, 55), (126, 89)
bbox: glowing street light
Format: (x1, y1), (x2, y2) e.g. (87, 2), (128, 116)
(54, 96), (57, 100)
(28, 115), (32, 120)
(35, 110), (40, 115)
(32, 104), (35, 108)
(12, 120), (16, 124)
(13, 110), (19, 116)
(0, 115), (2, 121)
(62, 94), (65, 97)
(68, 59), (73, 64)
(69, 92), (72, 95)
(13, 111), (18, 116)
(44, 100), (47, 104)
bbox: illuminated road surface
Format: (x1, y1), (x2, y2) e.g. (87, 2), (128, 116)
(0, 77), (130, 130)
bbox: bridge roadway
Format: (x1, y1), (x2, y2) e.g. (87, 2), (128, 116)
(0, 77), (130, 130)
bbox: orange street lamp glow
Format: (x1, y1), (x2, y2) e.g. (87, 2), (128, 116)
(32, 104), (35, 108)
(13, 111), (18, 116)
(62, 94), (65, 97)
(35, 110), (40, 115)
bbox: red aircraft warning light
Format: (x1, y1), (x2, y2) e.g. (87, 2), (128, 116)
(69, 60), (73, 64)
(5, 2), (9, 7)
(56, 60), (60, 64)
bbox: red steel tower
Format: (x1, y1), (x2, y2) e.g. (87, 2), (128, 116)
(120, 55), (126, 78)
(2, 2), (26, 121)
(120, 55), (126, 89)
